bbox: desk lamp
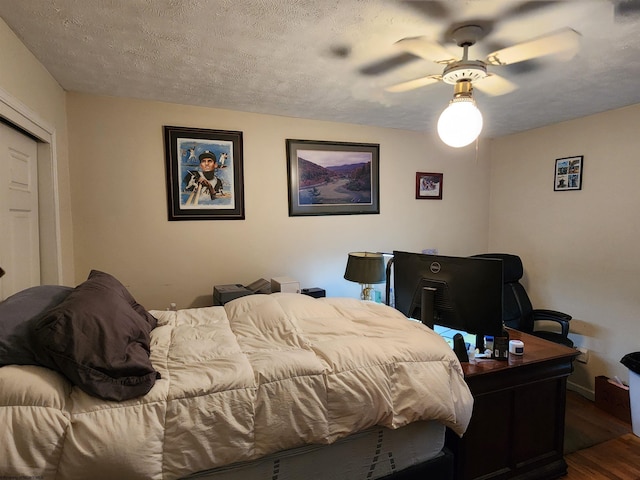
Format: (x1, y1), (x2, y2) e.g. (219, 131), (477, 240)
(344, 252), (385, 301)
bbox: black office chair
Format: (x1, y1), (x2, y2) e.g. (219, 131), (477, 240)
(472, 253), (574, 347)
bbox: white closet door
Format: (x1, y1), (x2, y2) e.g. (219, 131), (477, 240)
(0, 121), (40, 299)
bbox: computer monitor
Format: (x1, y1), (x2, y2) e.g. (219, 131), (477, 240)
(392, 251), (504, 340)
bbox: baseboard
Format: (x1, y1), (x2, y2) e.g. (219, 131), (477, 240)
(568, 380), (594, 400)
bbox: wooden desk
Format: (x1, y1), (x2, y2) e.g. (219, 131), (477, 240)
(445, 329), (579, 480)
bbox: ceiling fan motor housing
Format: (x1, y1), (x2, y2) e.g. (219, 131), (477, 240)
(443, 24), (488, 85)
(442, 60), (487, 85)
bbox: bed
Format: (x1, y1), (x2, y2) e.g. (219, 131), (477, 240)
(0, 271), (473, 480)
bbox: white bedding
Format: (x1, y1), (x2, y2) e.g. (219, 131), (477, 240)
(0, 293), (473, 480)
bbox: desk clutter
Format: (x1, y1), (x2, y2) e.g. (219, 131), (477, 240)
(213, 278), (325, 305)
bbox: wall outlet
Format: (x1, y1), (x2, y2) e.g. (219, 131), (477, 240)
(576, 347), (589, 364)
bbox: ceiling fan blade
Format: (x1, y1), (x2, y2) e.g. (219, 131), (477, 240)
(500, 1), (560, 21)
(399, 0), (452, 20)
(614, 0), (640, 20)
(359, 52), (420, 76)
(485, 28), (581, 66)
(473, 74), (518, 97)
(394, 36), (458, 64)
(385, 75), (442, 93)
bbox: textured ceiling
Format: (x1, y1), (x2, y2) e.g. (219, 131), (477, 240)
(1, 0), (640, 139)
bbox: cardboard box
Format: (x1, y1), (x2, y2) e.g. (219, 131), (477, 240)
(595, 375), (632, 424)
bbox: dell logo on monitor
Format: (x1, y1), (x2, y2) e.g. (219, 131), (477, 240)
(430, 262), (441, 274)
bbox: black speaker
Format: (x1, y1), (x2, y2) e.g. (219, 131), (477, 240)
(301, 287), (326, 298)
(453, 333), (469, 363)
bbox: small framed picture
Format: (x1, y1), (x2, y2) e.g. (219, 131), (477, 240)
(554, 155), (583, 191)
(164, 126), (245, 220)
(416, 172), (443, 200)
(286, 139), (380, 216)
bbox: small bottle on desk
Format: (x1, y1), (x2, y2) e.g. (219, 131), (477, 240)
(492, 329), (510, 360)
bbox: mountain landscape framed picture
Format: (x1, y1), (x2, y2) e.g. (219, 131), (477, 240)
(285, 139), (380, 216)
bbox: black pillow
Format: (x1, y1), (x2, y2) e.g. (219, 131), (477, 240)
(0, 285), (74, 366)
(31, 270), (160, 401)
(85, 269), (158, 330)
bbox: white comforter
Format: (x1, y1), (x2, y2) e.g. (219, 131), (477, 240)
(0, 293), (473, 480)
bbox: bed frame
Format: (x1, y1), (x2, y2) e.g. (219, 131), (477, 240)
(384, 448), (454, 480)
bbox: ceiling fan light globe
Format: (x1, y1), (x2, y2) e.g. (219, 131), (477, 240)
(437, 99), (483, 148)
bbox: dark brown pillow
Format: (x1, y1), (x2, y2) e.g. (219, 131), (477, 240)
(0, 285), (73, 366)
(31, 270), (159, 401)
(86, 269), (158, 330)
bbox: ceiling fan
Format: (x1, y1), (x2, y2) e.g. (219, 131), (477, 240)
(385, 24), (582, 96)
(381, 23), (580, 147)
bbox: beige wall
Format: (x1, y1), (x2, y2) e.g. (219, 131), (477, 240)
(0, 19), (74, 285)
(489, 104), (640, 395)
(66, 93), (492, 311)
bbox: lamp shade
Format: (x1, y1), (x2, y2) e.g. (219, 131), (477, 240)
(437, 96), (483, 148)
(344, 252), (386, 285)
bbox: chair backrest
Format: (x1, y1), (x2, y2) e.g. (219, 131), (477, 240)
(472, 253), (535, 333)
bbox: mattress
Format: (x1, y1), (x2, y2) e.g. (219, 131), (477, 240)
(182, 420), (445, 480)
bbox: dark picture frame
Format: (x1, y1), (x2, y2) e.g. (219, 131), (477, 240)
(164, 126), (244, 220)
(554, 155), (583, 191)
(286, 139), (380, 216)
(416, 172), (443, 200)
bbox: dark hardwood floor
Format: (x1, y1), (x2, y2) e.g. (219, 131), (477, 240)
(565, 434), (640, 479)
(564, 389), (639, 479)
(564, 389), (632, 453)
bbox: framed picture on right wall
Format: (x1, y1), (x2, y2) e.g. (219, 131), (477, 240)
(554, 155), (583, 191)
(416, 172), (443, 199)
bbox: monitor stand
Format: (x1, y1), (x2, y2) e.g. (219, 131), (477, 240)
(421, 287), (471, 363)
(420, 286), (437, 329)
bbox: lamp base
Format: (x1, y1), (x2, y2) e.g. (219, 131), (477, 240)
(361, 284), (375, 301)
